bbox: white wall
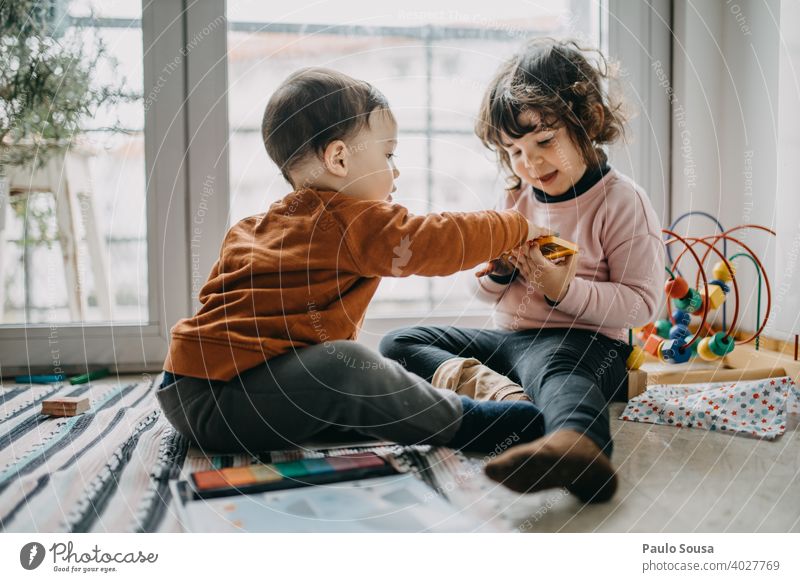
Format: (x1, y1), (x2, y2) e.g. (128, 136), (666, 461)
(774, 0), (800, 339)
(671, 0), (781, 338)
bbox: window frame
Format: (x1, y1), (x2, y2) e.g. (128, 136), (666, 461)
(0, 0), (672, 372)
(0, 0), (191, 375)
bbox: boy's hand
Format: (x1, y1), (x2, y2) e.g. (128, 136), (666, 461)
(509, 242), (578, 302)
(527, 222), (553, 242)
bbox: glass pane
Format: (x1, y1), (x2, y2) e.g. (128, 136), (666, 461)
(226, 1), (598, 316)
(228, 1), (574, 28)
(431, 39), (530, 132)
(0, 1), (147, 324)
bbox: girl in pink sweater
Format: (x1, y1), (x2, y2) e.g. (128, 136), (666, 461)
(381, 39), (664, 503)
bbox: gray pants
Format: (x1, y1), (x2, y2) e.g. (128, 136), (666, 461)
(156, 340), (464, 453)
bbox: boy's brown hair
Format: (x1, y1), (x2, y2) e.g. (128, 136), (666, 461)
(262, 67), (394, 186)
(476, 38), (626, 191)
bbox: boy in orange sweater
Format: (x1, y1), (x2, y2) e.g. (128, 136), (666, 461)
(157, 67), (548, 454)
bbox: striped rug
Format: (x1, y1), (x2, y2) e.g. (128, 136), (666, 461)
(0, 377), (189, 532)
(0, 378), (515, 532)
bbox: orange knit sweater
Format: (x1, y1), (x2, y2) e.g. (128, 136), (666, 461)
(164, 188), (529, 381)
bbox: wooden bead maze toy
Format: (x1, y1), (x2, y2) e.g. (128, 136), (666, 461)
(625, 212), (800, 398)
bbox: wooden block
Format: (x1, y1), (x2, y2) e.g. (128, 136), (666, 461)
(41, 396), (90, 417)
(637, 322), (656, 342)
(535, 235), (579, 260)
(757, 335), (791, 354)
(641, 366), (785, 386)
(627, 369), (649, 399)
(700, 284), (726, 310)
(626, 354), (789, 400)
(643, 334), (663, 356)
(724, 343), (800, 385)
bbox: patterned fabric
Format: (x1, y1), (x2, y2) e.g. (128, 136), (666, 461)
(621, 376), (800, 439)
(0, 379), (498, 532)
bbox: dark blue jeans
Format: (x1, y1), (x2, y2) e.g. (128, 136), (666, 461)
(379, 327), (631, 457)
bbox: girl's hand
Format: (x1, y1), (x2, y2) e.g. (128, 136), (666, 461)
(475, 256), (515, 278)
(475, 222), (550, 279)
(510, 243), (578, 302)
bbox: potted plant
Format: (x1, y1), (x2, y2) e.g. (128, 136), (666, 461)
(0, 0), (131, 170)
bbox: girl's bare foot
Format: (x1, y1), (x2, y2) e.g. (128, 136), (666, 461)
(483, 429), (618, 503)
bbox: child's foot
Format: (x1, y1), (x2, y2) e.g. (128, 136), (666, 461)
(483, 429), (617, 503)
(444, 396), (545, 453)
(432, 357), (531, 402)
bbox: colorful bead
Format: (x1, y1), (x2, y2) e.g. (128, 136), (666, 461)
(672, 309), (691, 327)
(709, 279), (730, 293)
(626, 346), (645, 370)
(655, 319), (672, 339)
(684, 335), (699, 356)
(643, 334), (663, 357)
(674, 288), (702, 313)
(636, 323), (656, 343)
(660, 339), (677, 360)
(669, 324), (690, 341)
(695, 294), (708, 317)
(664, 276), (689, 299)
(697, 337), (719, 361)
(687, 288), (703, 312)
(700, 283), (726, 310)
(674, 344), (693, 364)
(712, 261), (735, 283)
(709, 332), (735, 356)
(661, 339), (692, 364)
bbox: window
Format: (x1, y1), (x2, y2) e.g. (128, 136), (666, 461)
(0, 1), (147, 325)
(226, 1), (600, 317)
(0, 1), (187, 374)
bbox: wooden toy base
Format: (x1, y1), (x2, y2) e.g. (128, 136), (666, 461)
(627, 343), (800, 400)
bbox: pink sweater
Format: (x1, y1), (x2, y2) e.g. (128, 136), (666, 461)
(474, 168), (665, 341)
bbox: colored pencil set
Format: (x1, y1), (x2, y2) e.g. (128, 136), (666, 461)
(190, 451), (401, 499)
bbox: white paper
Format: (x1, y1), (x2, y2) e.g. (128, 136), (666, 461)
(170, 473), (503, 533)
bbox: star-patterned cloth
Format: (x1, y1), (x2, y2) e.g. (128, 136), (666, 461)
(621, 376), (800, 439)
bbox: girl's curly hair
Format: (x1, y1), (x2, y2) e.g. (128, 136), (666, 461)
(476, 38), (627, 192)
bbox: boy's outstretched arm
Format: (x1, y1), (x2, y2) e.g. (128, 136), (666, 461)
(333, 200), (539, 278)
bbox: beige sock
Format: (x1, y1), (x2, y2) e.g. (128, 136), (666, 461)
(431, 357), (530, 402)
